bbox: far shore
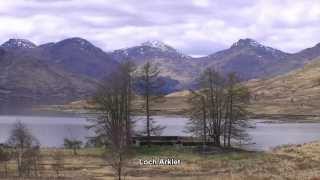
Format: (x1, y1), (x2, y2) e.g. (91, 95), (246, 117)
(31, 105), (320, 123)
(3, 101), (320, 123)
(250, 113), (320, 123)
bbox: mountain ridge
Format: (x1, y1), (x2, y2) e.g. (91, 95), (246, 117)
(1, 37), (320, 107)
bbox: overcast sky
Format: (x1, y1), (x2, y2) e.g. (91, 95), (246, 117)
(0, 0), (319, 56)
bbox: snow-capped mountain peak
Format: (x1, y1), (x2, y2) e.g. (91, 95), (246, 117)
(231, 38), (281, 54)
(68, 37), (90, 46)
(231, 38), (263, 48)
(58, 37), (94, 48)
(1, 39), (37, 49)
(141, 40), (173, 51)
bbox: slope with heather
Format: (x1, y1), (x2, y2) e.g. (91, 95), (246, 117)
(247, 57), (320, 116)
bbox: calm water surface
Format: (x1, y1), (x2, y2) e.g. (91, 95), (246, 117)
(0, 115), (320, 151)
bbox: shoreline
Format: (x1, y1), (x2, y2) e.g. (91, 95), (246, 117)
(6, 107), (320, 123)
(249, 113), (320, 123)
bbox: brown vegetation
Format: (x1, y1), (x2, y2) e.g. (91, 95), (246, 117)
(247, 57), (320, 118)
(0, 142), (319, 179)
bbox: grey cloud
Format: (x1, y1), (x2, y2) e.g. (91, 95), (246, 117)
(0, 0), (320, 55)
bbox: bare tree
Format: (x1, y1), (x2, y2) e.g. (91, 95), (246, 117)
(187, 89), (208, 150)
(7, 121), (40, 177)
(224, 73), (250, 147)
(198, 68), (225, 147)
(88, 61), (135, 180)
(187, 69), (250, 148)
(136, 62), (165, 146)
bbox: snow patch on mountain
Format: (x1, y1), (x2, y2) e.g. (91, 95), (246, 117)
(141, 40), (173, 51)
(231, 38), (263, 48)
(231, 38), (283, 56)
(1, 39), (37, 49)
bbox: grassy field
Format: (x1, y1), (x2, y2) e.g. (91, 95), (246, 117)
(1, 142), (320, 180)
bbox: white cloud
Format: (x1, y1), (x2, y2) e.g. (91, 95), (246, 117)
(0, 0), (319, 55)
(192, 0), (210, 7)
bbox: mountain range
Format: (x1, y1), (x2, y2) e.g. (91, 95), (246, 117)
(1, 37), (320, 109)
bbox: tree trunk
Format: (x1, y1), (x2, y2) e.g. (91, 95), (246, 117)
(126, 75), (132, 145)
(223, 101), (229, 147)
(118, 166), (121, 180)
(4, 162), (8, 177)
(18, 149), (23, 177)
(118, 155), (122, 180)
(202, 97), (207, 150)
(146, 66), (151, 147)
(146, 92), (150, 147)
(228, 94), (233, 147)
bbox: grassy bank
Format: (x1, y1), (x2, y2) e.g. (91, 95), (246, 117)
(1, 142), (320, 179)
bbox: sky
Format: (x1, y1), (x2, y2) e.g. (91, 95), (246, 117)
(0, 0), (320, 57)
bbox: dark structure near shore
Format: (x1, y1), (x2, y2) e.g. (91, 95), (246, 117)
(132, 136), (214, 146)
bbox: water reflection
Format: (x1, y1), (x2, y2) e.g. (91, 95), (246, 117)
(0, 115), (319, 151)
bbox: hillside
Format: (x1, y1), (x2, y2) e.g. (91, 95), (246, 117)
(247, 57), (320, 116)
(0, 48), (98, 112)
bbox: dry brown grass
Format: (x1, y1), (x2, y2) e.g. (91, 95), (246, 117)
(1, 142), (320, 180)
(247, 58), (320, 117)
